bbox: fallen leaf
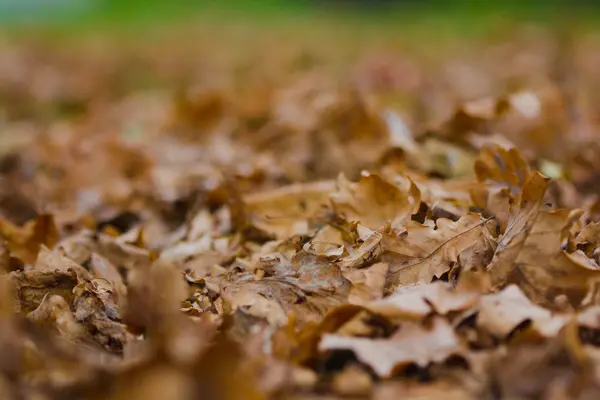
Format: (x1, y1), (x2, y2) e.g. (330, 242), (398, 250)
(477, 285), (567, 339)
(366, 281), (478, 319)
(491, 202), (600, 307)
(330, 172), (420, 231)
(302, 225), (345, 258)
(10, 269), (79, 314)
(90, 253), (127, 301)
(244, 181), (334, 238)
(319, 317), (462, 377)
(385, 213), (490, 286)
(0, 214), (59, 265)
(344, 262), (388, 305)
(475, 145), (531, 197)
(221, 280), (289, 326)
(34, 245), (92, 280)
(458, 225), (498, 272)
(486, 172), (550, 286)
(26, 294), (88, 343)
(338, 225), (382, 270)
(574, 221), (600, 258)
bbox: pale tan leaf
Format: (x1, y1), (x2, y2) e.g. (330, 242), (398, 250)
(319, 317), (462, 377)
(303, 225), (345, 258)
(366, 282), (478, 319)
(477, 285), (567, 338)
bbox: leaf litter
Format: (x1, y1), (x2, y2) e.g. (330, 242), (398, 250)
(4, 22), (600, 400)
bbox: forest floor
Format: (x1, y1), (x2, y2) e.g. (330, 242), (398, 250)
(2, 4), (600, 399)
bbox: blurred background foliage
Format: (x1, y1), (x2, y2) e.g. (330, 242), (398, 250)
(0, 0), (597, 28)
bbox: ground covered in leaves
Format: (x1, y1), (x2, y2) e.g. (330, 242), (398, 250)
(5, 21), (600, 399)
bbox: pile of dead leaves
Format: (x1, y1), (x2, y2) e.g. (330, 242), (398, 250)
(5, 24), (600, 399)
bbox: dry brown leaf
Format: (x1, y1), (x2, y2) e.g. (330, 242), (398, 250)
(344, 262), (388, 305)
(251, 358), (317, 396)
(471, 145), (535, 234)
(475, 145), (531, 196)
(490, 180), (600, 306)
(35, 245), (92, 280)
(26, 294), (88, 343)
(90, 253), (127, 301)
(319, 317), (462, 377)
(107, 364), (194, 400)
(221, 280), (289, 326)
(477, 285), (567, 339)
(574, 221), (600, 259)
(73, 280), (112, 317)
(302, 225), (345, 258)
(10, 269), (79, 314)
(410, 177), (475, 220)
(330, 172), (420, 231)
(0, 214), (59, 265)
(289, 253), (350, 296)
(222, 262), (348, 328)
(575, 306), (600, 345)
(486, 172), (550, 285)
(244, 181), (334, 238)
(385, 213), (490, 286)
(338, 224), (382, 270)
(366, 281), (478, 319)
(57, 229), (96, 265)
(487, 328), (599, 400)
(440, 96), (509, 142)
(159, 234), (237, 275)
(508, 209), (600, 307)
(458, 225), (498, 272)
(96, 233), (154, 272)
(421, 138), (476, 178)
(191, 334), (266, 400)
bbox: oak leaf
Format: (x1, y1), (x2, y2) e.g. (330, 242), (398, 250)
(385, 213), (490, 286)
(330, 172), (420, 231)
(476, 285), (567, 339)
(319, 317), (462, 377)
(488, 173), (600, 306)
(366, 281), (478, 319)
(244, 181), (334, 239)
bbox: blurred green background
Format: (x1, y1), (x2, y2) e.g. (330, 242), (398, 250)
(0, 0), (593, 28)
